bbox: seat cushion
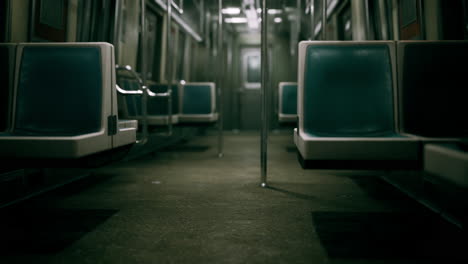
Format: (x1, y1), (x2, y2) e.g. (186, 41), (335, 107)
(182, 84), (213, 115)
(15, 46), (102, 136)
(303, 44), (395, 137)
(280, 83), (297, 115)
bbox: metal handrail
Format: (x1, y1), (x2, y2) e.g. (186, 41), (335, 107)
(115, 64), (175, 139)
(116, 84), (144, 95)
(116, 65), (171, 98)
(115, 64), (148, 144)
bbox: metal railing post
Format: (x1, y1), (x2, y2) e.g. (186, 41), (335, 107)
(113, 0), (122, 60)
(217, 0), (224, 158)
(140, 0), (149, 143)
(260, 0), (268, 188)
(166, 0), (174, 135)
(322, 0), (327, 40)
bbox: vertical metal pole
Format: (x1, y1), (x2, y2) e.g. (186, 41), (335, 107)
(352, 0), (368, 40)
(140, 0), (149, 142)
(364, 0), (372, 39)
(322, 0), (327, 40)
(260, 0), (268, 188)
(418, 0), (426, 40)
(167, 0), (173, 134)
(378, 0), (389, 40)
(392, 0), (400, 40)
(310, 1), (315, 40)
(113, 0), (122, 60)
(217, 0), (224, 158)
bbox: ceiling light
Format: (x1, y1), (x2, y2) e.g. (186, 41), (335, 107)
(222, 7), (241, 15)
(268, 9), (283, 15)
(274, 17), (282, 23)
(225, 17), (248, 23)
(256, 9), (283, 15)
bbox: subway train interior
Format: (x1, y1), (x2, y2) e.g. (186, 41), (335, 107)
(1, 0), (468, 263)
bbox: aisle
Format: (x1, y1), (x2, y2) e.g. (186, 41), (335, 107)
(0, 133), (465, 264)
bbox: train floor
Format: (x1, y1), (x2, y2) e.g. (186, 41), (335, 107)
(0, 131), (467, 264)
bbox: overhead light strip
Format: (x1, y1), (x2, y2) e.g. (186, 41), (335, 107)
(222, 7), (241, 15)
(225, 17), (248, 23)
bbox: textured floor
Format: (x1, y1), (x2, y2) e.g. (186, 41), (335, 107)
(0, 132), (466, 263)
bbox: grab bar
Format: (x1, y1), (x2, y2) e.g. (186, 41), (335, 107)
(116, 64), (148, 144)
(116, 65), (174, 138)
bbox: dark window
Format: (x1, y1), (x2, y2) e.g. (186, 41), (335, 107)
(76, 0), (117, 42)
(246, 55), (261, 83)
(337, 3), (352, 40)
(177, 32), (185, 80)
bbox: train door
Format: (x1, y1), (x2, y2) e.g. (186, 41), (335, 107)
(239, 47), (261, 130)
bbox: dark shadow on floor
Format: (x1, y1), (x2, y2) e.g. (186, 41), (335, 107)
(267, 185), (317, 201)
(161, 145), (211, 153)
(0, 208), (118, 255)
(50, 173), (118, 196)
(312, 211), (468, 261)
(285, 146), (297, 153)
(348, 175), (414, 201)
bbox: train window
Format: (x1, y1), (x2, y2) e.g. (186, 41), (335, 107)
(176, 32), (186, 80)
(159, 24), (179, 82)
(242, 49), (261, 89)
(337, 3), (352, 40)
(137, 8), (163, 81)
(183, 37), (192, 80)
(30, 0), (68, 41)
(399, 0), (423, 40)
(247, 55), (261, 83)
(440, 0), (465, 40)
(76, 0), (116, 42)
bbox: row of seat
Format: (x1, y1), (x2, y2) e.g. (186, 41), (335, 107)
(117, 79), (218, 125)
(0, 43), (137, 159)
(278, 82), (297, 123)
(294, 40), (468, 189)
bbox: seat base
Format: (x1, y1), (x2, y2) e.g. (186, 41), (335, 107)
(0, 132), (112, 159)
(425, 144), (468, 189)
(294, 129), (421, 170)
(298, 151), (421, 170)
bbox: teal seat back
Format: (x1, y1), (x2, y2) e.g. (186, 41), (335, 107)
(399, 41), (468, 137)
(182, 84), (212, 114)
(0, 44), (15, 132)
(148, 84), (179, 115)
(281, 84), (297, 115)
(15, 46), (103, 136)
(303, 44), (395, 137)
